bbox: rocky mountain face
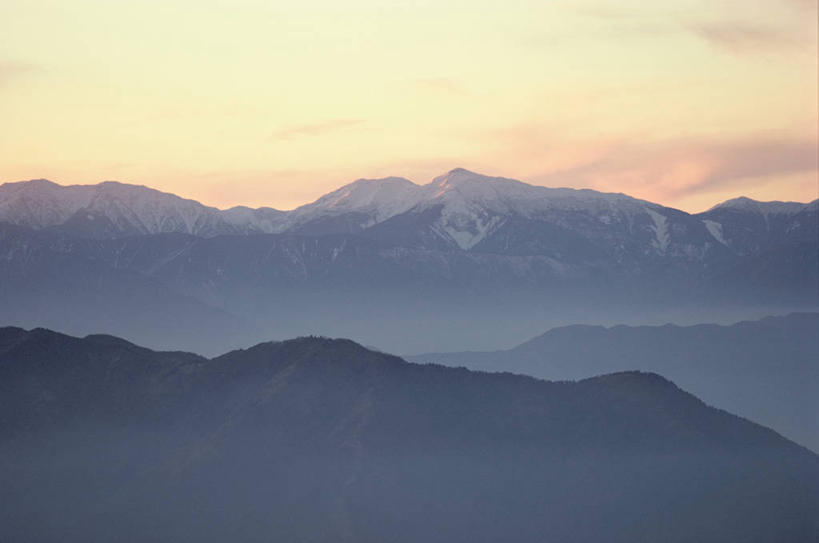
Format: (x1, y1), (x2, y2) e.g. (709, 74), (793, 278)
(1, 328), (817, 542)
(408, 313), (819, 452)
(0, 170), (816, 354)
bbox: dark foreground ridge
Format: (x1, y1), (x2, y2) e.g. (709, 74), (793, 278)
(1, 328), (817, 542)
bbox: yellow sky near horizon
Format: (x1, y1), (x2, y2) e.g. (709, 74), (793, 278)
(0, 0), (816, 212)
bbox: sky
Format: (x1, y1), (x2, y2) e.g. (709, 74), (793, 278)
(0, 0), (816, 212)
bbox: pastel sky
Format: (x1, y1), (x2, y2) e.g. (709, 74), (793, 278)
(0, 0), (816, 211)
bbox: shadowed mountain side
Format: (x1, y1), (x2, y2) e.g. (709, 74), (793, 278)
(1, 172), (816, 356)
(407, 313), (819, 452)
(0, 223), (262, 354)
(1, 218), (816, 355)
(1, 328), (817, 542)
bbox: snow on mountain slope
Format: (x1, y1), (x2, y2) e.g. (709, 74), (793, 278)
(702, 219), (727, 245)
(707, 196), (816, 216)
(645, 209), (670, 253)
(0, 179), (287, 237)
(423, 168), (638, 215)
(219, 206), (287, 233)
(80, 182), (226, 236)
(285, 176), (423, 231)
(420, 170), (522, 249)
(417, 169), (663, 250)
(283, 168), (670, 250)
(0, 179), (95, 228)
(697, 197), (818, 254)
(1, 172), (814, 257)
(0, 171), (701, 255)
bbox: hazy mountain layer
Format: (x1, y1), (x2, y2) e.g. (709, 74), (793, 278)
(2, 170), (816, 256)
(1, 170), (816, 354)
(1, 328), (817, 542)
(408, 313), (819, 452)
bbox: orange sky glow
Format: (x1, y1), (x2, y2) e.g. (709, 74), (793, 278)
(0, 0), (816, 212)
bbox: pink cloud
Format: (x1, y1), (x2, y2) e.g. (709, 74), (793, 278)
(0, 61), (37, 88)
(526, 136), (818, 203)
(688, 23), (798, 54)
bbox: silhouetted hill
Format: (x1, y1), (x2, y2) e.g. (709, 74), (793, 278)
(1, 328), (817, 542)
(408, 313), (819, 452)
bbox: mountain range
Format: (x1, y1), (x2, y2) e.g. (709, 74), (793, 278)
(408, 312), (819, 452)
(1, 169), (816, 354)
(2, 170), (816, 252)
(2, 327), (817, 542)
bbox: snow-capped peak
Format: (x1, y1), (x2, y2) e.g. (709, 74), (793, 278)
(4, 173), (811, 255)
(425, 169), (539, 204)
(707, 196), (813, 216)
(219, 206), (286, 233)
(286, 176), (422, 229)
(417, 168), (648, 219)
(0, 179), (96, 228)
(0, 178), (286, 237)
(306, 177), (419, 213)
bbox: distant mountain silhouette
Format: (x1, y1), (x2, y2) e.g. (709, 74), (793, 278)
(1, 170), (816, 354)
(408, 313), (819, 452)
(1, 328), (817, 542)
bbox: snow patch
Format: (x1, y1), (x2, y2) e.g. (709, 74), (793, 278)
(645, 209), (670, 252)
(703, 219), (727, 245)
(436, 215), (504, 250)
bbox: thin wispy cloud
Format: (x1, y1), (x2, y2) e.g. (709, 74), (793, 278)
(572, 3), (811, 54)
(676, 138), (818, 196)
(271, 119), (365, 140)
(783, 0), (818, 12)
(689, 23), (797, 54)
(0, 61), (37, 88)
(415, 77), (467, 95)
(528, 136), (818, 202)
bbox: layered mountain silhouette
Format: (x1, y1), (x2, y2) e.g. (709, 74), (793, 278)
(408, 313), (819, 452)
(1, 170), (816, 354)
(1, 327), (817, 542)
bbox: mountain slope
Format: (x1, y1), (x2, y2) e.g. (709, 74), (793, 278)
(0, 222), (257, 353)
(0, 178), (288, 238)
(1, 171), (815, 354)
(250, 168), (735, 258)
(407, 313), (819, 452)
(0, 220), (815, 356)
(1, 328), (817, 542)
(2, 170), (813, 268)
(3, 171), (814, 257)
(697, 197), (818, 255)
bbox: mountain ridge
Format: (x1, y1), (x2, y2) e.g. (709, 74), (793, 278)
(7, 170), (814, 218)
(406, 312), (819, 452)
(3, 170), (815, 246)
(1, 169), (815, 355)
(1, 326), (817, 542)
